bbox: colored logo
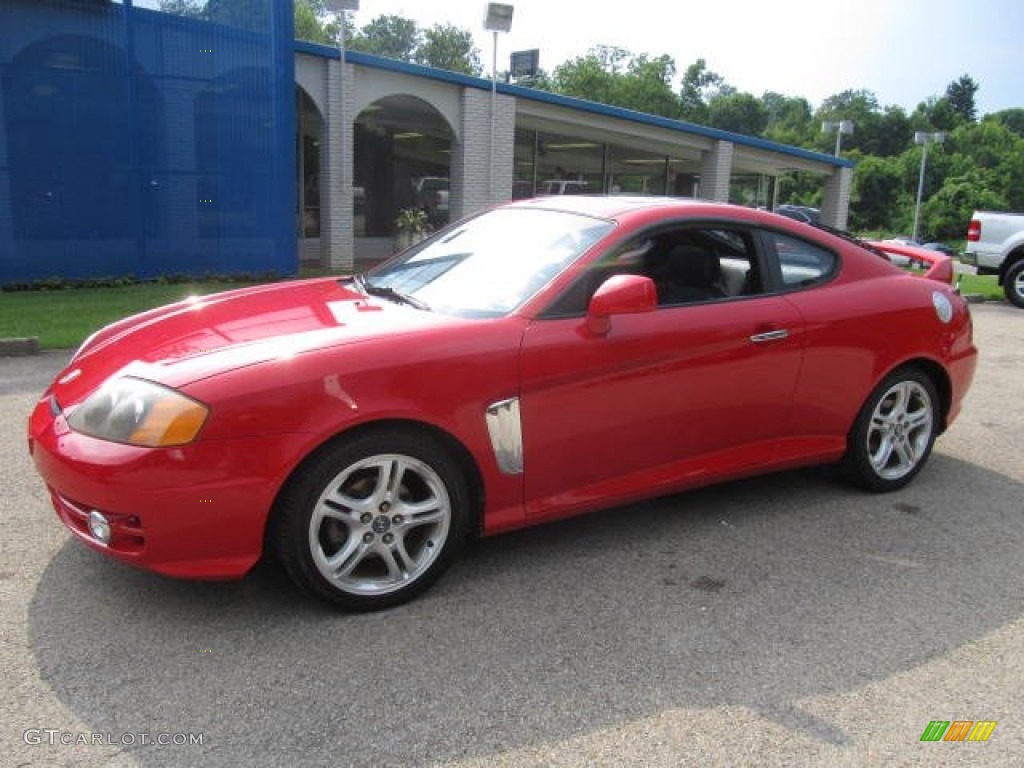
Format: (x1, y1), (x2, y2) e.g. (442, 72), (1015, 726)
(920, 720), (997, 742)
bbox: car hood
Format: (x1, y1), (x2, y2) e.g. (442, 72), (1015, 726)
(51, 278), (457, 406)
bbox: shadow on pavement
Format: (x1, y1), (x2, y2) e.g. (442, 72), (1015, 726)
(28, 454), (1024, 766)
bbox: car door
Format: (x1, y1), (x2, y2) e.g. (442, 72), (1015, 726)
(518, 225), (806, 521)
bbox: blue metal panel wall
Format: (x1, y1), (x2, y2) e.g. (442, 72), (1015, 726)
(0, 0), (296, 282)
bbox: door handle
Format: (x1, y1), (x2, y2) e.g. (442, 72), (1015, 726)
(750, 329), (789, 343)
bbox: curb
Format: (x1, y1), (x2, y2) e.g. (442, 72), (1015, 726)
(0, 336), (40, 357)
(961, 294), (1008, 305)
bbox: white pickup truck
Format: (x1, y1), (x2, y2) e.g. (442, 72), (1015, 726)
(964, 211), (1024, 307)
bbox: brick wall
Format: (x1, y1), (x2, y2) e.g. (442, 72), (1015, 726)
(699, 140), (734, 202)
(321, 58), (356, 271)
(821, 167), (853, 230)
(450, 87), (515, 219)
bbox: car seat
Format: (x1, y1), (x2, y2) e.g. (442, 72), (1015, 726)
(651, 244), (727, 304)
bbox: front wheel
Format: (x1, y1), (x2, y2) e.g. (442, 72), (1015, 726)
(272, 430), (470, 610)
(842, 368), (939, 492)
(1004, 259), (1024, 309)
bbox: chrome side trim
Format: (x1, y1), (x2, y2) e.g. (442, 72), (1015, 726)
(485, 398), (524, 475)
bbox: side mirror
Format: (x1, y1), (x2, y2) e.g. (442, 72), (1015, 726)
(586, 274), (657, 336)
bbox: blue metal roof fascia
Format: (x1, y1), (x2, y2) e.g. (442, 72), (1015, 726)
(292, 45), (855, 170)
(295, 39), (340, 59)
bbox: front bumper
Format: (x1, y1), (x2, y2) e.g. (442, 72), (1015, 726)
(28, 397), (309, 580)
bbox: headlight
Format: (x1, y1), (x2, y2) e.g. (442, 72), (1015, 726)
(67, 377), (209, 447)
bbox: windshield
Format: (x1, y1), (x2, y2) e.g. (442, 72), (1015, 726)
(366, 207), (614, 317)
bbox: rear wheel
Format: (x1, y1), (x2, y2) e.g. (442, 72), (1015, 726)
(272, 429), (469, 610)
(1004, 259), (1024, 308)
(842, 368), (939, 492)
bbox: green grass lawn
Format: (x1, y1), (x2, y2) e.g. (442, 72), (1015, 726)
(0, 269), (1007, 351)
(955, 272), (1004, 301)
(0, 282), (261, 349)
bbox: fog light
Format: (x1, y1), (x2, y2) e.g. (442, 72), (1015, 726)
(88, 510), (111, 545)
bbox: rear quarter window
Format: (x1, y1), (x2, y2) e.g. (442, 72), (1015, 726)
(769, 232), (837, 288)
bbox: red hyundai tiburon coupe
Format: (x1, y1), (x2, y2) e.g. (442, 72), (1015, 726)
(29, 197), (977, 610)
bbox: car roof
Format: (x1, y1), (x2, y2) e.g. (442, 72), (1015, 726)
(504, 195), (738, 220)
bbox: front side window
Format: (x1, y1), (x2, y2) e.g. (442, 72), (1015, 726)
(544, 225), (763, 317)
(367, 208), (613, 317)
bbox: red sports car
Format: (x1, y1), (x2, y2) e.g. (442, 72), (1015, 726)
(28, 197), (977, 610)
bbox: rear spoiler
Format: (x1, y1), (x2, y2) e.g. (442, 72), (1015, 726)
(865, 241), (955, 286)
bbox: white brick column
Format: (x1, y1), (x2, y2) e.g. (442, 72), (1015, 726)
(699, 140), (734, 202)
(321, 56), (355, 271)
(451, 87), (515, 220)
(820, 166), (853, 230)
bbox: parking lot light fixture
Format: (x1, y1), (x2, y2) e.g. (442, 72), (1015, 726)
(325, 0), (360, 52)
(912, 131), (946, 242)
(484, 3), (514, 202)
(822, 120), (854, 157)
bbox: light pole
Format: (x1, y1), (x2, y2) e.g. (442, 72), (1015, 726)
(484, 3), (514, 203)
(325, 0), (360, 53)
(325, 1), (359, 268)
(912, 131), (945, 242)
(821, 120), (854, 157)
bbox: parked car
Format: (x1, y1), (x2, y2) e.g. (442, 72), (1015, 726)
(538, 179), (588, 195)
(922, 242), (958, 258)
(877, 236), (925, 267)
(774, 204), (820, 225)
(28, 197), (977, 610)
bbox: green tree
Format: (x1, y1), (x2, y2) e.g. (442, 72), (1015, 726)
(513, 67), (554, 90)
(945, 74), (979, 123)
(951, 120), (1024, 209)
(551, 52), (617, 105)
(707, 92), (768, 136)
(986, 109), (1024, 138)
(550, 47), (679, 118)
(294, 0), (344, 45)
(762, 92), (814, 146)
(349, 14), (421, 61)
(775, 172), (822, 209)
(849, 154), (902, 232)
(920, 168), (1007, 240)
(816, 89), (882, 155)
(618, 53), (679, 118)
(875, 106), (913, 157)
(679, 58), (732, 123)
(416, 23), (483, 75)
(911, 96), (962, 133)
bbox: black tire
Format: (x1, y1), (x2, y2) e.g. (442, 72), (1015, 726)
(271, 429), (470, 611)
(1004, 259), (1024, 309)
(841, 367), (939, 492)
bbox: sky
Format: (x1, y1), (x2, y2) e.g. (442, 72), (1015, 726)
(345, 0), (1023, 116)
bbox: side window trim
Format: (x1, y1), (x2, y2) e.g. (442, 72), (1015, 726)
(539, 219), (782, 319)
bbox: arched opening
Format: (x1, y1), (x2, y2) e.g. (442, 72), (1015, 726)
(296, 86), (325, 264)
(354, 94), (453, 261)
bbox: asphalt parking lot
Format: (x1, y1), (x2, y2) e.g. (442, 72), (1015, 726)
(1, 303), (1021, 768)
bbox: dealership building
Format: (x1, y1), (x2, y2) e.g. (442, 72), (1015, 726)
(0, 1), (854, 283)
